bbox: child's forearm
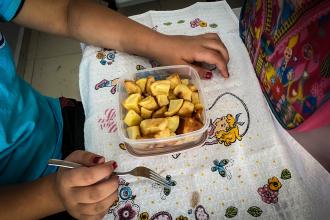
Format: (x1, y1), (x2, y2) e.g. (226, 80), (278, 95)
(66, 0), (165, 59)
(14, 0), (164, 59)
(0, 174), (64, 219)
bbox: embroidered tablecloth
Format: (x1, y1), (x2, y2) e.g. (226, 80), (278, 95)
(79, 2), (330, 219)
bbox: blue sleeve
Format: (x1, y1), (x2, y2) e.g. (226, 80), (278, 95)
(0, 0), (24, 21)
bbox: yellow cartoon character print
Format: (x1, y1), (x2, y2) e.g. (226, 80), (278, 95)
(204, 92), (250, 147)
(207, 113), (245, 146)
(215, 114), (243, 146)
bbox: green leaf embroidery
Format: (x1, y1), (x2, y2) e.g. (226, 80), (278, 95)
(281, 169), (292, 180)
(209, 23), (218, 28)
(177, 20), (185, 24)
(247, 206), (263, 217)
(225, 206), (238, 218)
(163, 22), (172, 26)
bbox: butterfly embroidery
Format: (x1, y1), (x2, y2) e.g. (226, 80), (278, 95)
(152, 175), (176, 200)
(211, 159), (233, 179)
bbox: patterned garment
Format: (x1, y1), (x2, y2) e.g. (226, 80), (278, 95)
(239, 0), (330, 130)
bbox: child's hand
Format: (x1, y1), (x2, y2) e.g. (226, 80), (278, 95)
(154, 33), (229, 79)
(55, 150), (118, 219)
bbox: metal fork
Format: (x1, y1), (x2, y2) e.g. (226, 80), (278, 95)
(48, 159), (170, 187)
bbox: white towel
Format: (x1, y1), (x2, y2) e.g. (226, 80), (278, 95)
(79, 2), (330, 219)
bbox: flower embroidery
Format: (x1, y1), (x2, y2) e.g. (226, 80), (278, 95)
(176, 215), (188, 220)
(190, 18), (207, 28)
(96, 49), (116, 65)
(268, 176), (282, 191)
(113, 200), (140, 220)
(140, 212), (149, 220)
(150, 211), (172, 220)
(199, 21), (207, 27)
(257, 184), (279, 204)
(194, 205), (209, 220)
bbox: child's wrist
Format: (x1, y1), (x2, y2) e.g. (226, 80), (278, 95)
(145, 32), (170, 61)
(49, 173), (66, 213)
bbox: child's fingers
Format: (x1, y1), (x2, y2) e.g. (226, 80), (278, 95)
(194, 48), (229, 78)
(202, 39), (229, 64)
(187, 63), (212, 79)
(65, 150), (105, 167)
(63, 161), (116, 187)
(71, 175), (119, 203)
(77, 191), (118, 216)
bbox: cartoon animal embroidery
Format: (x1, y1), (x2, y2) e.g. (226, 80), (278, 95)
(213, 114), (244, 146)
(152, 175), (176, 200)
(211, 159), (233, 179)
(204, 92), (250, 146)
(95, 78), (118, 94)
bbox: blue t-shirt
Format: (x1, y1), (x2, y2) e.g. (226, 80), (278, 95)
(0, 0), (63, 184)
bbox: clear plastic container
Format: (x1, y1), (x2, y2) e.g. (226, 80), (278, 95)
(116, 65), (209, 157)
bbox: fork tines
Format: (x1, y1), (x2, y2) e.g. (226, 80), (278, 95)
(148, 169), (171, 187)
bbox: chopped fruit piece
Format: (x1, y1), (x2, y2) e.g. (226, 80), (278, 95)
(166, 73), (181, 89)
(156, 95), (169, 107)
(154, 129), (173, 138)
(122, 93), (142, 113)
(191, 92), (200, 104)
(164, 99), (184, 117)
(167, 116), (180, 132)
(150, 80), (171, 96)
(124, 80), (141, 94)
(188, 84), (198, 92)
(181, 79), (189, 85)
(124, 110), (142, 126)
(139, 96), (158, 110)
(127, 126), (141, 139)
(173, 84), (192, 101)
(136, 78), (147, 93)
(177, 117), (203, 134)
(140, 118), (168, 135)
(146, 76), (156, 95)
(152, 106), (167, 118)
(141, 107), (153, 119)
(178, 101), (194, 117)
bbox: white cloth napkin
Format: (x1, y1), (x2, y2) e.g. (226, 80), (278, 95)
(79, 2), (330, 219)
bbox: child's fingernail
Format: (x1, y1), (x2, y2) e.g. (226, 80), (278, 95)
(112, 161), (118, 170)
(93, 156), (104, 164)
(205, 71), (213, 79)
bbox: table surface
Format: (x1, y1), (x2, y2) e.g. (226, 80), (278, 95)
(79, 2), (330, 219)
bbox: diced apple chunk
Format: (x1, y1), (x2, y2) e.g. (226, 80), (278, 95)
(164, 99), (184, 117)
(136, 78), (147, 93)
(127, 126), (141, 139)
(173, 84), (192, 101)
(139, 96), (158, 110)
(122, 93), (142, 113)
(156, 95), (169, 107)
(150, 80), (171, 96)
(124, 110), (142, 126)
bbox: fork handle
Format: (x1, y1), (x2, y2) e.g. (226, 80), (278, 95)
(49, 159), (129, 176)
(48, 159), (82, 169)
(112, 171), (129, 176)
